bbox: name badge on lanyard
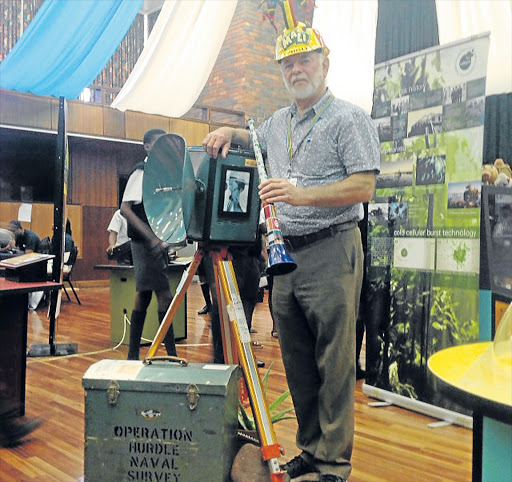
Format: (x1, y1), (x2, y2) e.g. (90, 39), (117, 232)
(288, 177), (297, 186)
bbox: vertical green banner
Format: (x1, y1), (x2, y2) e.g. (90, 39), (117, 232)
(366, 34), (490, 412)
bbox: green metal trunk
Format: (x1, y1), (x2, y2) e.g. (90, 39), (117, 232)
(82, 359), (241, 482)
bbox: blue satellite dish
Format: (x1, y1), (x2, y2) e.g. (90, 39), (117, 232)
(143, 134), (187, 245)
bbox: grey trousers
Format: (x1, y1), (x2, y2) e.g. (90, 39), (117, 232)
(273, 226), (363, 479)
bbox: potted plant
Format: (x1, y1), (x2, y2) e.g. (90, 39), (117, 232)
(237, 362), (295, 440)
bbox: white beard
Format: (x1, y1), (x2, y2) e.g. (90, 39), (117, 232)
(283, 66), (325, 100)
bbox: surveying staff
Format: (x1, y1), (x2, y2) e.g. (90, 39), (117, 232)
(202, 18), (380, 482)
(202, 240), (264, 367)
(121, 129), (177, 360)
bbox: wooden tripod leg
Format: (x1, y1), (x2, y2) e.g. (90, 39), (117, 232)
(145, 249), (203, 360)
(212, 253), (284, 481)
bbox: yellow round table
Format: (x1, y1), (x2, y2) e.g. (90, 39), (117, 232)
(428, 342), (512, 481)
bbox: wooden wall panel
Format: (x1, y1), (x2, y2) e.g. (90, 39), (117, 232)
(0, 203), (20, 229)
(66, 205), (82, 254)
(118, 146), (145, 176)
(70, 143), (118, 207)
(73, 206), (116, 281)
(0, 202), (52, 236)
(67, 102), (104, 136)
(0, 89), (56, 130)
(0, 202), (82, 256)
(30, 203), (53, 239)
(1, 90), (247, 281)
(103, 107), (126, 138)
(124, 111), (170, 141)
(169, 118), (209, 146)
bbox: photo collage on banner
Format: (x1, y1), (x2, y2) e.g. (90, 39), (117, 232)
(366, 34), (490, 413)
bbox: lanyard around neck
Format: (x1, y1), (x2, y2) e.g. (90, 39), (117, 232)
(287, 94), (334, 162)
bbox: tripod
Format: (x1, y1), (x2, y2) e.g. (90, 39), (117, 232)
(145, 243), (284, 481)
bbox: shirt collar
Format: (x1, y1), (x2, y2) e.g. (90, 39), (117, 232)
(289, 87), (333, 117)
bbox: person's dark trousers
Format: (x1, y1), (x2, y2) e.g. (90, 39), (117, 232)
(128, 309), (146, 360)
(158, 311), (177, 357)
(267, 274), (277, 334)
(203, 248), (260, 363)
(355, 311), (366, 377)
(274, 227), (363, 480)
(203, 251), (225, 363)
(231, 250), (260, 331)
(199, 282), (212, 312)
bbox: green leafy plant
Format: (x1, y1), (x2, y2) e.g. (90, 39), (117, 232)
(238, 361), (295, 431)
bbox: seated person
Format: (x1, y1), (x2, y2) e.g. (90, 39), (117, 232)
(0, 228), (16, 250)
(8, 220), (41, 253)
(0, 228), (23, 260)
(47, 219), (76, 274)
(8, 221), (43, 310)
(64, 219), (75, 253)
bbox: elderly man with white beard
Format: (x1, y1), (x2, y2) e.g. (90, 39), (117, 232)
(202, 9), (380, 481)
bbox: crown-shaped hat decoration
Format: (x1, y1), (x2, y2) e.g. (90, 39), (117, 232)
(261, 1), (328, 61)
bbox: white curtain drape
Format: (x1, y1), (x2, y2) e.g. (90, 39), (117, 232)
(111, 0), (237, 117)
(436, 0), (512, 95)
(112, 0), (509, 118)
(313, 0), (379, 114)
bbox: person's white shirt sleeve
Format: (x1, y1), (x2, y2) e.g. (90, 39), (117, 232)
(107, 210), (130, 246)
(122, 169), (144, 204)
(107, 210), (122, 233)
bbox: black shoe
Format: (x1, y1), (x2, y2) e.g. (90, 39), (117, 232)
(256, 359), (265, 368)
(356, 365), (366, 380)
(197, 305), (209, 315)
(319, 475), (347, 482)
(280, 455), (318, 479)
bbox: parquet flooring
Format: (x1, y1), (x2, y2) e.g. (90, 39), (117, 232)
(0, 282), (472, 481)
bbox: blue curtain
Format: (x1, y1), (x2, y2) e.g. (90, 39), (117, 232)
(0, 0), (143, 99)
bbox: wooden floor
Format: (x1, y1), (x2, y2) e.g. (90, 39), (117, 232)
(0, 282), (472, 481)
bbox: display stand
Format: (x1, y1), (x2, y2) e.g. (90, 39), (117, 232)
(145, 244), (284, 482)
(476, 185), (512, 481)
(29, 96), (78, 357)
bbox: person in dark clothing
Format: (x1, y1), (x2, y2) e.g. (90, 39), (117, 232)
(196, 259), (212, 315)
(64, 219), (75, 252)
(8, 220), (40, 253)
(9, 220), (45, 309)
(203, 240), (263, 366)
(120, 129), (178, 360)
(49, 218), (75, 255)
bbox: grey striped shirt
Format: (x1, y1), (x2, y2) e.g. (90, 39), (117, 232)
(257, 88), (380, 236)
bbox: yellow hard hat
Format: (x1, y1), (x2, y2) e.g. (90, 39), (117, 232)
(275, 21), (329, 62)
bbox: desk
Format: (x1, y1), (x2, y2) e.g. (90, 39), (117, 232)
(428, 343), (512, 481)
(0, 278), (61, 416)
(95, 263), (188, 345)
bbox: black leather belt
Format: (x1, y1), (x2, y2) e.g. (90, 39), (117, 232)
(284, 222), (356, 251)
